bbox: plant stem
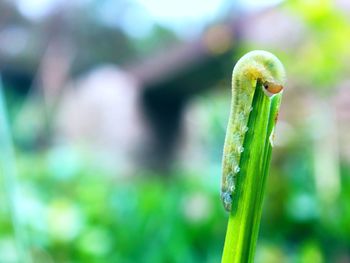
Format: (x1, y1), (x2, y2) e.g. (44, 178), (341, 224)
(220, 51), (285, 263)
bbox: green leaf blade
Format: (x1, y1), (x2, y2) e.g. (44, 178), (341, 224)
(221, 81), (283, 263)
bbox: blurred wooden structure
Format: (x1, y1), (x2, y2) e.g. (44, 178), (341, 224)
(127, 20), (241, 169)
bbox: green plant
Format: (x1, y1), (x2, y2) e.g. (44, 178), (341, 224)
(0, 76), (32, 263)
(220, 51), (286, 263)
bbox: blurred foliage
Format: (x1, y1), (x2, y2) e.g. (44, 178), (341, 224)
(0, 89), (349, 262)
(237, 0), (350, 93)
(0, 149), (226, 263)
(0, 145), (350, 262)
(1, 0), (350, 262)
(286, 0), (350, 89)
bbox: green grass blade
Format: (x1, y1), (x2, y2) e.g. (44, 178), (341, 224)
(220, 50), (285, 263)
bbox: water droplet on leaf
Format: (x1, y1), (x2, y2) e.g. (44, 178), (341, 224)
(237, 145), (244, 153)
(221, 191), (232, 211)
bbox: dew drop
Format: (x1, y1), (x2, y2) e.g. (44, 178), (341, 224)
(230, 158), (238, 170)
(241, 126), (249, 133)
(237, 145), (244, 153)
(269, 127), (275, 147)
(227, 152), (238, 164)
(244, 106), (253, 116)
(233, 165), (240, 174)
(221, 191), (232, 211)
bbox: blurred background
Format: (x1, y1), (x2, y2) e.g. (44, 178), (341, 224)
(0, 0), (350, 262)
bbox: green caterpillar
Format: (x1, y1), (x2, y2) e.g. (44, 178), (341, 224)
(221, 50), (286, 211)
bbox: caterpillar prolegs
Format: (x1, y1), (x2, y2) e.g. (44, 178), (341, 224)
(221, 50), (286, 212)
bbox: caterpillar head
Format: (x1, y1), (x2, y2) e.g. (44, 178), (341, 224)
(262, 81), (283, 97)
